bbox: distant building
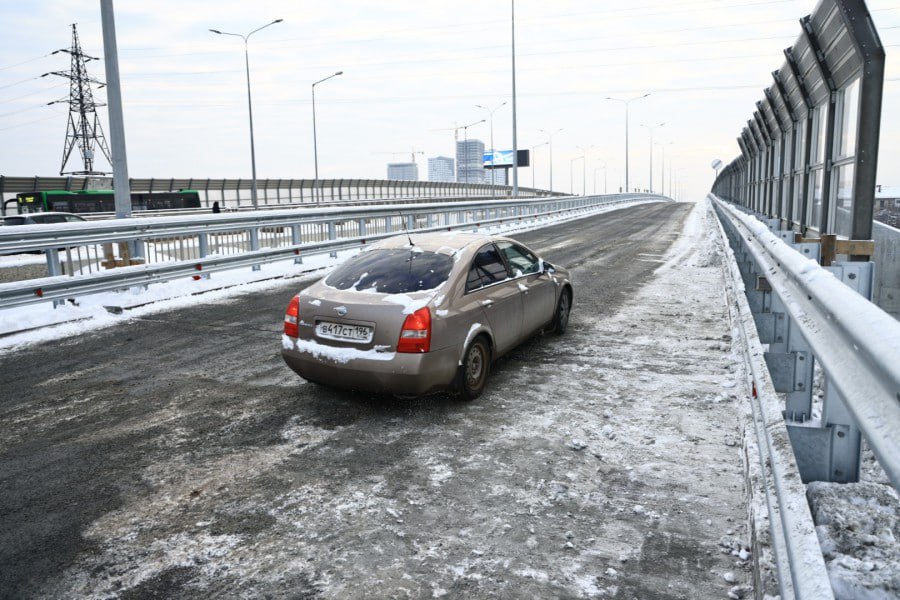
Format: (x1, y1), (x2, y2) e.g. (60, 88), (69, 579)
(387, 162), (418, 181)
(875, 184), (900, 228)
(456, 139), (485, 185)
(428, 156), (455, 182)
(486, 169), (508, 186)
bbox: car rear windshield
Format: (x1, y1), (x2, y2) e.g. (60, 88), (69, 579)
(325, 248), (454, 294)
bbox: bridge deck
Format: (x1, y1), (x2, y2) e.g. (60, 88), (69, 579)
(0, 202), (753, 598)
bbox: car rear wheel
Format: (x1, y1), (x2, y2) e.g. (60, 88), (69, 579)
(457, 336), (490, 400)
(551, 288), (572, 334)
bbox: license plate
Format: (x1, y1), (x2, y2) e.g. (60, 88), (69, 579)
(315, 321), (373, 344)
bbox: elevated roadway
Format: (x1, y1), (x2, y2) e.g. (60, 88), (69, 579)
(0, 202), (752, 597)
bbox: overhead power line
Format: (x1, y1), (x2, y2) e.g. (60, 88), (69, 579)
(0, 52), (56, 71)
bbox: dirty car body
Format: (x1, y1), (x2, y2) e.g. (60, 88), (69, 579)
(281, 231), (573, 398)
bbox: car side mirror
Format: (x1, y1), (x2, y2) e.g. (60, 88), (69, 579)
(542, 260), (555, 273)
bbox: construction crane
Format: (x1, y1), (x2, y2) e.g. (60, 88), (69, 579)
(433, 120), (485, 146)
(375, 149), (424, 163)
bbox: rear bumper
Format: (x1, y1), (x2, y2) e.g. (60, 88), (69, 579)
(281, 335), (460, 396)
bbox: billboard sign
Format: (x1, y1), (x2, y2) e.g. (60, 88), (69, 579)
(483, 149), (530, 169)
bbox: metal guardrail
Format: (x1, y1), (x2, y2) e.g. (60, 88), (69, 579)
(712, 194), (900, 492)
(711, 196), (832, 600)
(0, 194), (665, 308)
(0, 175), (562, 213)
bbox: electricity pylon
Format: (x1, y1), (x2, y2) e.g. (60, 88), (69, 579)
(44, 24), (112, 175)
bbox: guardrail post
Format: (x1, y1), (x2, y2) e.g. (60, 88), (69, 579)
(45, 248), (62, 277)
(197, 234), (211, 279)
(291, 225), (302, 264)
(426, 214), (434, 228)
(131, 239), (145, 263)
(407, 214), (415, 232)
(44, 249), (63, 308)
(358, 218), (366, 237)
(250, 227), (261, 271)
(821, 381), (862, 483)
(329, 220), (337, 258)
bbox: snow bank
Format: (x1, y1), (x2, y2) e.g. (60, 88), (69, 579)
(807, 481), (900, 600)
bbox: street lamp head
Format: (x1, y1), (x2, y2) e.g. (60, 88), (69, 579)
(209, 29), (222, 34)
(335, 71), (343, 76)
(273, 18), (284, 24)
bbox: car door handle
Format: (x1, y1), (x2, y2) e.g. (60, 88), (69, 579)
(481, 299), (494, 307)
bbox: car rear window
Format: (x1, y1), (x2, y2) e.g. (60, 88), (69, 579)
(34, 215), (67, 224)
(325, 248), (454, 294)
(2, 217), (25, 226)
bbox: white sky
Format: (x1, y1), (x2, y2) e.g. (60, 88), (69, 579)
(1, 0), (898, 200)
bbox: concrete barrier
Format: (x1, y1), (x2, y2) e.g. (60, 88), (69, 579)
(873, 220), (900, 319)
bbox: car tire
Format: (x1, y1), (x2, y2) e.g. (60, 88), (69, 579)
(457, 336), (491, 400)
(551, 288), (572, 334)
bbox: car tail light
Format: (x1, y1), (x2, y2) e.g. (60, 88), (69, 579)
(397, 307), (431, 353)
(284, 295), (300, 338)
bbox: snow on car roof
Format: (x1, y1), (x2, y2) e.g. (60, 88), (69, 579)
(368, 231), (503, 254)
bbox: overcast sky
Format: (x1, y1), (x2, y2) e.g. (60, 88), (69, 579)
(1, 0), (898, 200)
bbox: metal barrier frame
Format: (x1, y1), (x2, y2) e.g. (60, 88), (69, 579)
(0, 175), (561, 214)
(711, 0), (884, 240)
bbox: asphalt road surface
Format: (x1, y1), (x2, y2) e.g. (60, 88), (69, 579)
(0, 202), (751, 599)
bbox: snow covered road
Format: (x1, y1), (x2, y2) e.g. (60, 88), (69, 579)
(0, 201), (754, 598)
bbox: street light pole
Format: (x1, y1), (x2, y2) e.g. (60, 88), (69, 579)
(605, 93), (650, 193)
(657, 141), (673, 196)
(641, 122), (665, 192)
(311, 70), (343, 205)
(569, 154), (586, 195)
(539, 128), (563, 192)
(577, 145), (593, 195)
(531, 141), (548, 190)
(99, 0), (131, 219)
(510, 0), (519, 197)
(210, 18), (283, 209)
(593, 162), (606, 195)
(475, 101), (507, 198)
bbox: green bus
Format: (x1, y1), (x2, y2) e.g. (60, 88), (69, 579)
(15, 189), (202, 214)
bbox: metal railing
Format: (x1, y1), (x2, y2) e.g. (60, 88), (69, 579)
(712, 196), (832, 600)
(0, 194), (665, 308)
(714, 192), (900, 598)
(0, 175), (561, 214)
(713, 194), (900, 489)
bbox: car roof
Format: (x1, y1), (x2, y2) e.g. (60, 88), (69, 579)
(2, 212), (86, 220)
(34, 212), (86, 218)
(370, 231), (510, 254)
